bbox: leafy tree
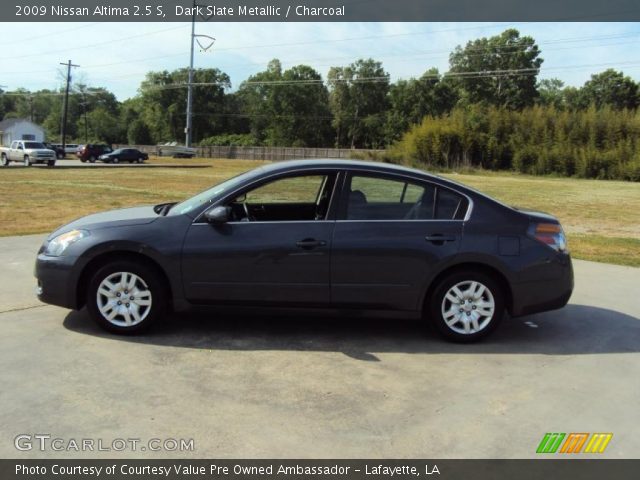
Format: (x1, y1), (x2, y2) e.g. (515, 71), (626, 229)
(580, 69), (639, 110)
(85, 107), (123, 144)
(237, 60), (332, 147)
(537, 78), (566, 109)
(127, 119), (152, 144)
(385, 68), (458, 143)
(138, 68), (231, 143)
(449, 29), (543, 109)
(328, 58), (390, 148)
(236, 59), (282, 145)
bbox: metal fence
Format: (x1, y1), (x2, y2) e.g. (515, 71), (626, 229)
(117, 145), (384, 161)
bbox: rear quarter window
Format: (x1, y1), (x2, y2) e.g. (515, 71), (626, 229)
(435, 187), (468, 220)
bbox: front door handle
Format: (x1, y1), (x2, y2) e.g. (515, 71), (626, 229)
(425, 234), (456, 244)
(296, 238), (327, 249)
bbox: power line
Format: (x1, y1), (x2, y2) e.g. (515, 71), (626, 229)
(2, 23), (99, 47)
(0, 25), (188, 61)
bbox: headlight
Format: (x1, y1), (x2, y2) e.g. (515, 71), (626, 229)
(44, 229), (90, 256)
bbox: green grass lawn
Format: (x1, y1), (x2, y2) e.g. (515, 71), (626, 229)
(0, 158), (638, 266)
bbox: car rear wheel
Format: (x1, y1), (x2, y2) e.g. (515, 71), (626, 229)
(112, 158), (119, 164)
(428, 271), (504, 342)
(1, 153), (8, 166)
(137, 157), (143, 164)
(57, 152), (64, 159)
(86, 261), (167, 334)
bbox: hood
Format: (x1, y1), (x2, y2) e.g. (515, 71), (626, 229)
(47, 205), (159, 240)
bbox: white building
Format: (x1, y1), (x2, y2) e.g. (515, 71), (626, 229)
(0, 118), (46, 146)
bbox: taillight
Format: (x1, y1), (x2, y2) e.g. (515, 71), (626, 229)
(530, 223), (568, 253)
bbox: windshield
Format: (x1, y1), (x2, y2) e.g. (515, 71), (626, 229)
(111, 149), (123, 154)
(24, 142), (45, 149)
(168, 169), (259, 216)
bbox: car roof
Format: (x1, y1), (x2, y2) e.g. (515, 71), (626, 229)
(257, 159), (440, 180)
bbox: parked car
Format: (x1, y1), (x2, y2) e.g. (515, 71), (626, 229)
(77, 144), (113, 162)
(63, 143), (80, 155)
(0, 140), (56, 166)
(98, 148), (148, 164)
(43, 142), (65, 159)
(35, 160), (573, 342)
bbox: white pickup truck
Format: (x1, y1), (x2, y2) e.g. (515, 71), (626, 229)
(0, 140), (57, 167)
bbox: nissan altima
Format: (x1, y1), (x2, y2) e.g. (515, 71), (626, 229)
(35, 160), (573, 342)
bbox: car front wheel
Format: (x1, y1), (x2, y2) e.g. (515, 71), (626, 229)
(86, 261), (167, 334)
(429, 271), (504, 342)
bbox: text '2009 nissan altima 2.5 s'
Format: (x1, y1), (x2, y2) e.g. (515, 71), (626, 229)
(35, 160), (573, 342)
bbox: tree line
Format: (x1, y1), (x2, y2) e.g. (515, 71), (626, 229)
(1, 29), (639, 179)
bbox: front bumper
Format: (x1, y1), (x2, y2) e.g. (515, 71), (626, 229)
(34, 253), (81, 310)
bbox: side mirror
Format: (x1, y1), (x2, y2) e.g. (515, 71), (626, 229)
(204, 206), (230, 224)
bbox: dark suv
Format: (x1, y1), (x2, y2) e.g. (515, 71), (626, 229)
(77, 144), (113, 162)
(43, 143), (65, 160)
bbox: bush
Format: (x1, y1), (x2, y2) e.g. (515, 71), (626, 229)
(390, 105), (640, 180)
(199, 133), (259, 146)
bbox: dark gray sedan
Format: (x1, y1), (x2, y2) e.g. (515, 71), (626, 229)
(35, 160), (573, 342)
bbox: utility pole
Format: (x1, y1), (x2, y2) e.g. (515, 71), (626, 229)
(185, 0), (196, 148)
(185, 2), (215, 148)
(59, 60), (79, 149)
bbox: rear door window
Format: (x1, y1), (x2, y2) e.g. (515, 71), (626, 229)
(344, 174), (435, 220)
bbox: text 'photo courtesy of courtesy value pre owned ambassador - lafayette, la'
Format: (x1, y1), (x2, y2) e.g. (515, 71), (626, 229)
(34, 160), (573, 342)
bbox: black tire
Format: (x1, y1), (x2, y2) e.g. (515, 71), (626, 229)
(86, 260), (168, 334)
(47, 160), (56, 167)
(428, 270), (504, 343)
(112, 158), (119, 164)
(57, 152), (64, 160)
(24, 155), (31, 167)
(0, 153), (8, 166)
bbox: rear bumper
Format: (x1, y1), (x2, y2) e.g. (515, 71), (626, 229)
(510, 254), (574, 317)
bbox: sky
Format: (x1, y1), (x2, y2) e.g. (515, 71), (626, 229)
(2, 21), (640, 100)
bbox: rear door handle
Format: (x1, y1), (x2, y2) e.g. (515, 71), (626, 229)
(296, 239), (327, 249)
(425, 234), (456, 244)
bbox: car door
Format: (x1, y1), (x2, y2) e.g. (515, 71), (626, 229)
(181, 171), (339, 306)
(331, 171), (467, 311)
(121, 149), (134, 161)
